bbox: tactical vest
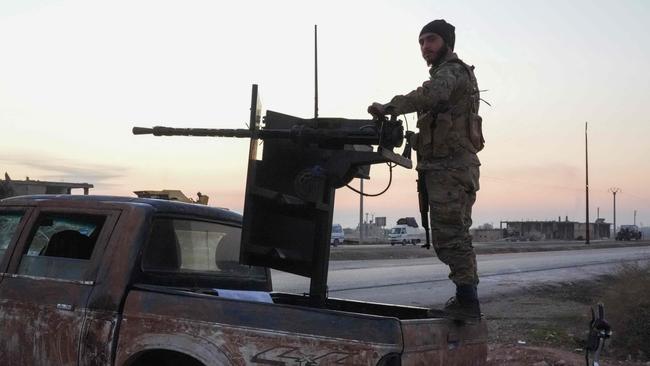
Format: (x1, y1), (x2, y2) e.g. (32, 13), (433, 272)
(415, 58), (484, 159)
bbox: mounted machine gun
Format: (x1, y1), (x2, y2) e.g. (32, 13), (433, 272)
(134, 84), (413, 306)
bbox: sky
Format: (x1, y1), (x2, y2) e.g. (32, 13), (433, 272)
(1, 0), (649, 229)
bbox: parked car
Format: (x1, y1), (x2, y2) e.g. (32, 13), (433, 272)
(330, 224), (344, 246)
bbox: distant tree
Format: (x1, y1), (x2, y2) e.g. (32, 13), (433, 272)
(477, 223), (494, 230)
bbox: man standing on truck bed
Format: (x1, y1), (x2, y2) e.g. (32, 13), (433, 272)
(368, 19), (484, 320)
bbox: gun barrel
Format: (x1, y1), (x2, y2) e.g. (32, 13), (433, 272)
(132, 125), (383, 145)
(132, 126), (253, 138)
(132, 127), (154, 135)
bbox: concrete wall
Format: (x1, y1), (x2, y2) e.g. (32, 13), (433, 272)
(575, 222), (611, 240)
(505, 221), (611, 241)
(471, 228), (503, 242)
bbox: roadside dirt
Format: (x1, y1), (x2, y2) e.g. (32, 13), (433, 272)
(329, 243), (650, 364)
(480, 276), (648, 365)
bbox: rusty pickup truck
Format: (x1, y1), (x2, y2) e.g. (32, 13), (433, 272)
(0, 195), (487, 365)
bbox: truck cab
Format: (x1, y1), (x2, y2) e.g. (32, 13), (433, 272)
(0, 195), (487, 365)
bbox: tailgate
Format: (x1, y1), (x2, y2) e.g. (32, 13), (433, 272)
(400, 318), (488, 365)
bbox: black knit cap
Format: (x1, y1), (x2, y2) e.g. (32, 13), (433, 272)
(419, 19), (455, 50)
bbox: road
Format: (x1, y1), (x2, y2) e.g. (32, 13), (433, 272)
(328, 239), (650, 260)
(271, 246), (650, 307)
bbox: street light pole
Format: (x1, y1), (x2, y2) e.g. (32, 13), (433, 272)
(608, 187), (622, 238)
(585, 122), (590, 244)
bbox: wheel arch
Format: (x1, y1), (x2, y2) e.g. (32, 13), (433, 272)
(123, 349), (206, 366)
(117, 333), (232, 366)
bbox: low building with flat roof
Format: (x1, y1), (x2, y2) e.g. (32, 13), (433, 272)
(470, 228), (504, 242)
(501, 217), (611, 241)
(1, 173), (93, 199)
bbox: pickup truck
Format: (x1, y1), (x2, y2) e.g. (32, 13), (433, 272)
(388, 225), (425, 246)
(0, 195), (487, 365)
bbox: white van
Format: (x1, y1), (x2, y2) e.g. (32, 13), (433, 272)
(388, 217), (425, 245)
(330, 224), (344, 246)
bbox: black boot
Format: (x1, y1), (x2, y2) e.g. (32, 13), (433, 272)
(443, 285), (481, 322)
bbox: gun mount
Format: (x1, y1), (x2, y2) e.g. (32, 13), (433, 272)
(134, 84), (413, 306)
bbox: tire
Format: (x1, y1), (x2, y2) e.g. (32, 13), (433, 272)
(402, 240), (407, 246)
(333, 239), (340, 247)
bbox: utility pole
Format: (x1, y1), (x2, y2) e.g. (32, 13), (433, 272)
(596, 207), (600, 240)
(359, 179), (364, 244)
(585, 122), (590, 244)
(314, 24), (318, 119)
(608, 187), (621, 238)
(634, 210), (637, 227)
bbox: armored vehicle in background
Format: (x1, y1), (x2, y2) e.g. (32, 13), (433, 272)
(616, 225), (642, 241)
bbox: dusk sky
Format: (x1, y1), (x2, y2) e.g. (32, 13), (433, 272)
(1, 0), (648, 229)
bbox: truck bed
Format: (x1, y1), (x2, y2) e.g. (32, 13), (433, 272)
(116, 286), (487, 365)
(273, 292), (488, 365)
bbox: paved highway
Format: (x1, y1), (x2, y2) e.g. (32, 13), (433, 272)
(271, 246), (650, 307)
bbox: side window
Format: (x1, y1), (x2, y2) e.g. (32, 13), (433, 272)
(18, 213), (106, 281)
(143, 218), (265, 278)
(0, 212), (25, 262)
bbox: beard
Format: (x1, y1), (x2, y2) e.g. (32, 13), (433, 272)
(425, 45), (449, 66)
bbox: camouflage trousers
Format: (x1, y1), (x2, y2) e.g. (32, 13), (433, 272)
(425, 166), (480, 286)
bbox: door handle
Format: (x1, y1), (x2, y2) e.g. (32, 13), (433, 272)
(56, 303), (74, 311)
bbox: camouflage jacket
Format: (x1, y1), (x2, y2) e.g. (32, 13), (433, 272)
(385, 52), (482, 170)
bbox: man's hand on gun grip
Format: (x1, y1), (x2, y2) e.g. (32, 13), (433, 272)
(367, 102), (387, 118)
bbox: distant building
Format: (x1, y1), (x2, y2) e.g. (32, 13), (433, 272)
(501, 217), (611, 241)
(470, 228), (504, 242)
(0, 172), (93, 199)
(346, 216), (389, 244)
